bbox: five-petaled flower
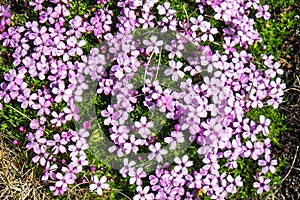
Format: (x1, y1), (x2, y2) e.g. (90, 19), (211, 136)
(165, 60), (185, 81)
(258, 154), (278, 174)
(148, 142), (168, 162)
(143, 35), (164, 54)
(253, 176), (271, 194)
(134, 116), (154, 138)
(89, 175), (110, 196)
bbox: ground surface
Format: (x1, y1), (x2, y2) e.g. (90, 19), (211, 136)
(271, 2), (300, 200)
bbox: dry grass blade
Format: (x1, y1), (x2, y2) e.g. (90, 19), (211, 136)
(281, 146), (299, 182)
(0, 131), (50, 200)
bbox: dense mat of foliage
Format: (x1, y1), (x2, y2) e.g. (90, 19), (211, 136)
(0, 0), (291, 199)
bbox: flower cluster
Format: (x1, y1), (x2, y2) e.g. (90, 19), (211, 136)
(0, 5), (11, 32)
(0, 1), (112, 196)
(0, 0), (284, 199)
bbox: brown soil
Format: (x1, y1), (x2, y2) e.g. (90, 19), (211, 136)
(271, 2), (300, 200)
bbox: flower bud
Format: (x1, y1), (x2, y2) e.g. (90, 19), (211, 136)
(83, 121), (91, 129)
(174, 124), (181, 131)
(13, 140), (19, 145)
(81, 178), (87, 183)
(24, 3), (29, 10)
(90, 166), (96, 171)
(139, 48), (145, 54)
(19, 126), (25, 132)
(260, 45), (266, 51)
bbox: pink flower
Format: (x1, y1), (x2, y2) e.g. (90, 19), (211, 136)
(174, 155), (193, 175)
(253, 176), (271, 194)
(51, 81), (72, 103)
(63, 100), (80, 121)
(31, 97), (51, 116)
(129, 167), (147, 186)
(101, 105), (121, 125)
(199, 21), (218, 42)
(51, 111), (66, 127)
(139, 12), (155, 29)
(134, 116), (154, 138)
(134, 186), (154, 200)
(164, 131), (184, 150)
(148, 142), (168, 162)
(258, 154), (277, 174)
(157, 95), (174, 112)
(184, 56), (202, 76)
(55, 172), (75, 189)
(255, 5), (271, 20)
(120, 158), (136, 178)
(223, 37), (237, 54)
(164, 60), (185, 81)
(71, 153), (89, 172)
(256, 115), (271, 136)
(143, 35), (164, 54)
(42, 163), (58, 182)
(32, 145), (48, 166)
(1, 27), (21, 47)
(46, 133), (67, 154)
(225, 175), (243, 194)
(190, 15), (204, 31)
(89, 176), (110, 196)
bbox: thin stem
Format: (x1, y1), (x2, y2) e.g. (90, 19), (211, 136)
(8, 105), (32, 121)
(188, 9), (199, 18)
(142, 26), (159, 37)
(284, 87), (300, 93)
(144, 51), (155, 88)
(8, 105), (53, 135)
(111, 189), (132, 200)
(183, 4), (200, 19)
(183, 4), (189, 20)
(282, 146), (299, 182)
(211, 41), (221, 46)
(204, 14), (219, 20)
(296, 75), (300, 86)
(154, 45), (163, 81)
(253, 61), (267, 67)
(133, 93), (146, 98)
(244, 82), (254, 102)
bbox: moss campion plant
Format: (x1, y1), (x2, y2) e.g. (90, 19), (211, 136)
(0, 0), (287, 199)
